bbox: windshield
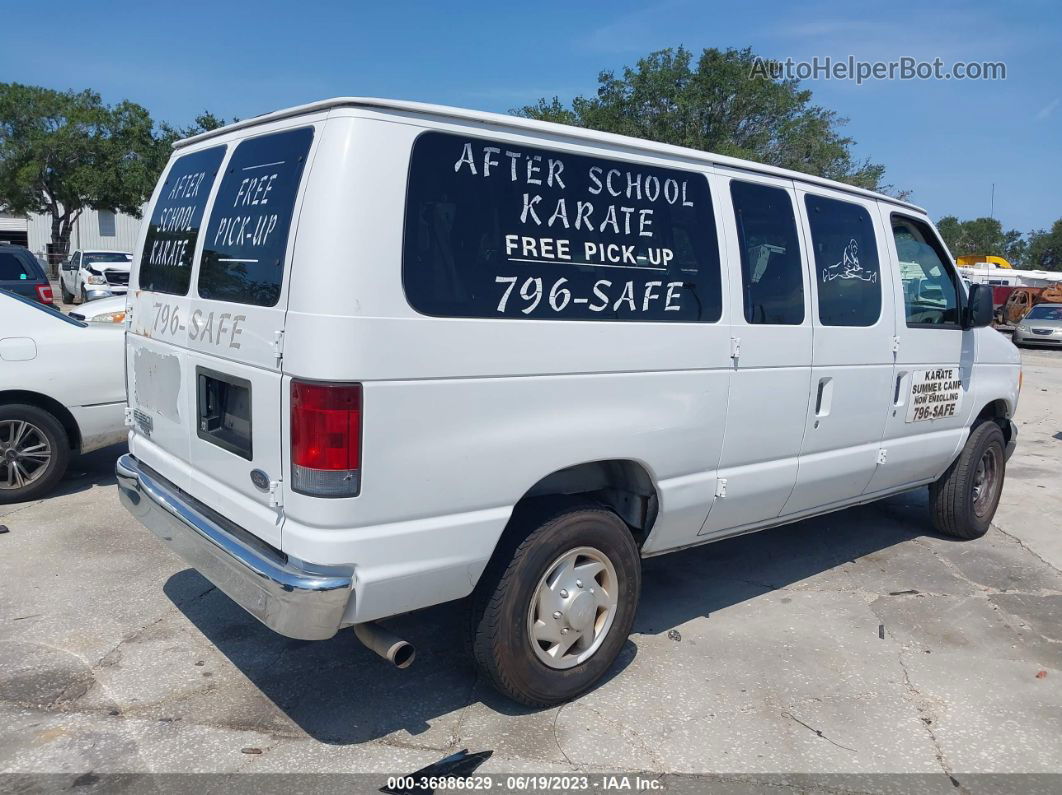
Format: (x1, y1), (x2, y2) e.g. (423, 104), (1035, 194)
(1027, 305), (1062, 321)
(84, 252), (132, 265)
(1, 289), (87, 327)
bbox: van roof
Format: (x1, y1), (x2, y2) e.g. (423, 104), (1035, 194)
(175, 97), (925, 215)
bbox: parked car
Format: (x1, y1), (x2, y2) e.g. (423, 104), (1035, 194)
(68, 294), (127, 324)
(0, 291), (126, 503)
(58, 250), (132, 304)
(1013, 303), (1062, 347)
(0, 244), (54, 305)
(117, 98), (1020, 706)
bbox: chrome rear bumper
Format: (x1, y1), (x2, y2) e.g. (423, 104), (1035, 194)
(116, 453), (352, 640)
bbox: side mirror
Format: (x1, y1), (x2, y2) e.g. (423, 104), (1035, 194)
(964, 283), (994, 329)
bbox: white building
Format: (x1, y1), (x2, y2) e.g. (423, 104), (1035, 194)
(0, 207), (142, 272)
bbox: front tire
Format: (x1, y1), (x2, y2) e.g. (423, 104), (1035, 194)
(469, 502), (641, 707)
(929, 421), (1006, 539)
(0, 404), (71, 504)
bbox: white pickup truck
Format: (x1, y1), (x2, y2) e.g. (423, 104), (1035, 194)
(58, 250), (132, 304)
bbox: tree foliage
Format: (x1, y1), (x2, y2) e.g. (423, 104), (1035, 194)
(0, 83), (163, 261)
(515, 47), (891, 193)
(0, 83), (232, 268)
(158, 111), (236, 148)
(936, 215), (1028, 266)
(1026, 220), (1062, 271)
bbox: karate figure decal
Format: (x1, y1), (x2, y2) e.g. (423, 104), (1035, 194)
(822, 238), (877, 283)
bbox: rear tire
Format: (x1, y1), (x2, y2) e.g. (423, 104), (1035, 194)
(60, 281), (74, 304)
(0, 404), (71, 504)
(469, 502), (641, 707)
(929, 421), (1006, 539)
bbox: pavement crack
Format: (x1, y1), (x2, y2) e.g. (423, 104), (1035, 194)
(447, 675), (480, 750)
(780, 710), (858, 753)
(992, 523), (1062, 576)
(0, 498), (46, 520)
(891, 637), (959, 786)
(911, 538), (994, 594)
(551, 702), (577, 769)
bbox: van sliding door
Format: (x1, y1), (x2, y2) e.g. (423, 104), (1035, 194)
(782, 188), (897, 515)
(699, 171), (813, 537)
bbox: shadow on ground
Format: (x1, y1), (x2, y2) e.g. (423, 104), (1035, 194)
(50, 442), (125, 500)
(166, 487), (937, 745)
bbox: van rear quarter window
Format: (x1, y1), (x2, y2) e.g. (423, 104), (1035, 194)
(403, 132), (722, 322)
(805, 194), (882, 327)
(198, 127), (314, 307)
(139, 146), (225, 295)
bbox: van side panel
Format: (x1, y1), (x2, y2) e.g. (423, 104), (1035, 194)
(295, 370), (728, 623)
(280, 112), (735, 619)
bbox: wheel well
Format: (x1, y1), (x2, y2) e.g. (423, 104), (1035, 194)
(0, 390), (81, 450)
(512, 459), (658, 547)
(974, 399), (1012, 444)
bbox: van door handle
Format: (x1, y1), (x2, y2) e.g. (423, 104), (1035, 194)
(893, 371), (909, 407)
(815, 377), (833, 417)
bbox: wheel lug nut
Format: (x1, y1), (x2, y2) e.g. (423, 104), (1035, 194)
(553, 611), (562, 620)
(561, 628), (569, 635)
(576, 580), (583, 588)
(559, 589), (568, 598)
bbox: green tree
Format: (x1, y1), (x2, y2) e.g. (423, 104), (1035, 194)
(936, 215), (1027, 266)
(158, 111), (236, 148)
(0, 83), (164, 272)
(515, 47), (892, 193)
(1026, 219), (1062, 271)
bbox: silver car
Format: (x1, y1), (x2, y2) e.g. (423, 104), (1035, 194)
(1013, 303), (1062, 347)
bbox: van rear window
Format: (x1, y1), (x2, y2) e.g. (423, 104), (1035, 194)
(139, 146), (225, 295)
(198, 127), (314, 307)
(403, 132), (722, 322)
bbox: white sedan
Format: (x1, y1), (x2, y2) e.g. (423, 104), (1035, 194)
(68, 295), (128, 324)
(0, 290), (126, 503)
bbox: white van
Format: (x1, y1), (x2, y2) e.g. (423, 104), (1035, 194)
(117, 98), (1020, 706)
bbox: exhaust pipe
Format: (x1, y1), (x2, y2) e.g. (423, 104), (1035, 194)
(353, 622), (415, 669)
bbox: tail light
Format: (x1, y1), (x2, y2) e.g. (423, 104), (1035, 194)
(35, 283), (54, 305)
(291, 380), (361, 497)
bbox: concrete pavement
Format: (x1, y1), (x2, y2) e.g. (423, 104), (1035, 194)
(0, 347), (1059, 788)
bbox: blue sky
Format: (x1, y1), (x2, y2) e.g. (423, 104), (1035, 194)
(4, 0), (1059, 233)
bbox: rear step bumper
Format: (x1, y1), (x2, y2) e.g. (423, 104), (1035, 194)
(116, 453), (353, 640)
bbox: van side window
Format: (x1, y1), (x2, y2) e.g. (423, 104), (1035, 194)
(199, 127), (314, 307)
(139, 146), (225, 296)
(730, 180), (804, 325)
(892, 215), (960, 327)
(403, 132), (722, 322)
(804, 195), (882, 327)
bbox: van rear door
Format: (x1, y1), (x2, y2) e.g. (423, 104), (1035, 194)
(128, 124), (317, 549)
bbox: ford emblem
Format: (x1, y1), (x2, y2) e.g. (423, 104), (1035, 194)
(250, 469), (270, 490)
